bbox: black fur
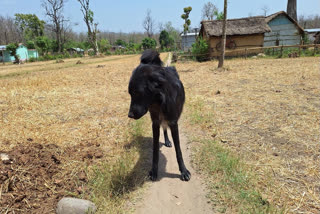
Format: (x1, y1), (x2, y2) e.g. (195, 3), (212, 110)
(128, 50), (191, 181)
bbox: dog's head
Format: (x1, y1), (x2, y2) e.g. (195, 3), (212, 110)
(128, 64), (166, 120)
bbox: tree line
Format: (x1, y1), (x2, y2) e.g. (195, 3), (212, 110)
(0, 0), (183, 58)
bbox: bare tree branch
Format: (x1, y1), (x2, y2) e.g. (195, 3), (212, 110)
(77, 0), (99, 55)
(202, 2), (218, 20)
(261, 5), (270, 16)
(41, 0), (67, 52)
(143, 9), (155, 38)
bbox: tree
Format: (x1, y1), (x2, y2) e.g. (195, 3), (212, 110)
(26, 40), (36, 49)
(202, 2), (218, 20)
(77, 0), (99, 55)
(218, 0), (227, 68)
(216, 12), (224, 20)
(115, 39), (126, 47)
(0, 15), (23, 44)
(14, 14), (45, 41)
(159, 21), (180, 46)
(299, 14), (320, 29)
(35, 36), (49, 55)
(143, 9), (155, 38)
(42, 0), (67, 53)
(181, 7), (192, 33)
(141, 37), (157, 50)
(261, 5), (270, 16)
(6, 43), (19, 63)
(159, 30), (173, 50)
(191, 37), (209, 62)
(287, 0), (297, 21)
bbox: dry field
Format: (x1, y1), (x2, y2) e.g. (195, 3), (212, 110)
(0, 54), (319, 213)
(177, 57), (320, 213)
(0, 54), (152, 213)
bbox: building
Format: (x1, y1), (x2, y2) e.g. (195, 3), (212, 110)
(264, 11), (304, 46)
(304, 28), (320, 43)
(67, 48), (84, 55)
(181, 31), (199, 51)
(200, 16), (271, 57)
(0, 44), (39, 63)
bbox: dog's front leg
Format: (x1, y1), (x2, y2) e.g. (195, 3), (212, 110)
(150, 121), (160, 181)
(169, 122), (191, 181)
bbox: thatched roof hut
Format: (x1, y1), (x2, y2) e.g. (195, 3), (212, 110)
(200, 16), (271, 37)
(200, 17), (271, 57)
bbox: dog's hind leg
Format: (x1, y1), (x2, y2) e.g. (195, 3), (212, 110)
(169, 122), (191, 181)
(149, 121), (160, 181)
(163, 128), (172, 147)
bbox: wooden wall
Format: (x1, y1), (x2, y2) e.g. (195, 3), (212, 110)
(265, 14), (302, 46)
(206, 34), (264, 57)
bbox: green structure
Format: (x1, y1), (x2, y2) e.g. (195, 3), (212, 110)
(0, 44), (39, 62)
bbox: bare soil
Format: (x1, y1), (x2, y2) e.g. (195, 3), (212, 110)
(134, 127), (213, 214)
(0, 142), (104, 213)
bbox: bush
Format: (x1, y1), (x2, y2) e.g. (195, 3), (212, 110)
(191, 37), (209, 62)
(28, 57), (37, 62)
(141, 37), (157, 50)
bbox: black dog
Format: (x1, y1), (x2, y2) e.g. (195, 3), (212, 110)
(128, 50), (191, 181)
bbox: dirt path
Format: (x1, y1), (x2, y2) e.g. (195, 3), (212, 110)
(134, 126), (213, 214)
(134, 53), (213, 214)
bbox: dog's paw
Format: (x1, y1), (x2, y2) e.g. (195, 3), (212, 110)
(149, 169), (158, 181)
(180, 169), (191, 181)
(164, 140), (172, 147)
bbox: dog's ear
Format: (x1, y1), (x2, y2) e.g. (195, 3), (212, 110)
(147, 71), (167, 90)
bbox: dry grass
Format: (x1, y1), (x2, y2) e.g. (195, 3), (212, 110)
(0, 55), (137, 151)
(177, 57), (320, 213)
(1, 54), (318, 213)
(0, 54), (166, 213)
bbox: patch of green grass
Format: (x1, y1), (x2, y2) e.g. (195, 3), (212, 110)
(187, 98), (282, 213)
(194, 139), (278, 213)
(187, 98), (214, 125)
(87, 118), (150, 213)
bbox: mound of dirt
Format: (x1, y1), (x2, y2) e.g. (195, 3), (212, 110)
(0, 142), (104, 213)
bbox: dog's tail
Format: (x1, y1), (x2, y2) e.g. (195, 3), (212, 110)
(140, 49), (163, 66)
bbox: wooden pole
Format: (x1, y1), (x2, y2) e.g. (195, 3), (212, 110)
(245, 48), (247, 59)
(280, 46), (283, 58)
(298, 45), (301, 56)
(218, 0), (227, 68)
(314, 44), (316, 56)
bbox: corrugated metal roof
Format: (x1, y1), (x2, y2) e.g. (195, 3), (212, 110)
(304, 28), (320, 33)
(181, 32), (199, 37)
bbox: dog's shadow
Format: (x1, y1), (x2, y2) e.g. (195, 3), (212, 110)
(118, 136), (180, 194)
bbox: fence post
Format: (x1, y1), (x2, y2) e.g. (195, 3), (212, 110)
(272, 48), (274, 55)
(280, 46), (283, 58)
(298, 45), (301, 57)
(1, 50), (4, 64)
(314, 44), (316, 56)
(245, 48), (247, 59)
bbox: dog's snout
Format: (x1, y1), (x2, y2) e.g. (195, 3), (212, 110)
(128, 111), (134, 118)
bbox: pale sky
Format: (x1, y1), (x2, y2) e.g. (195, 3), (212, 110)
(0, 0), (319, 33)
